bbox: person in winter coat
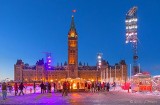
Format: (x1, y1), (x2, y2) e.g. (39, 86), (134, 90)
(14, 83), (18, 96)
(19, 82), (25, 95)
(107, 82), (110, 92)
(2, 82), (7, 100)
(62, 82), (67, 96)
(33, 82), (36, 93)
(48, 83), (51, 93)
(40, 82), (44, 94)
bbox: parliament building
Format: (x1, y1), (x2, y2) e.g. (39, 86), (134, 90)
(14, 15), (127, 83)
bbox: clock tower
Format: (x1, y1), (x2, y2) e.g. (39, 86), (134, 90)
(68, 15), (78, 78)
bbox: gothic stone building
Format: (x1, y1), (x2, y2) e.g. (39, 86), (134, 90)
(14, 15), (127, 83)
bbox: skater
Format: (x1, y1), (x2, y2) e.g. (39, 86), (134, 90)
(8, 84), (12, 94)
(91, 82), (95, 93)
(44, 83), (47, 93)
(62, 82), (67, 96)
(33, 82), (36, 93)
(112, 82), (116, 91)
(14, 83), (18, 96)
(2, 82), (7, 100)
(19, 82), (25, 95)
(48, 82), (51, 93)
(77, 82), (80, 91)
(40, 82), (44, 94)
(85, 82), (87, 91)
(53, 82), (56, 92)
(30, 88), (32, 93)
(107, 82), (110, 92)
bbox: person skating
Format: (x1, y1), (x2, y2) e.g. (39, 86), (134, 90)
(48, 82), (51, 93)
(14, 83), (18, 96)
(53, 82), (56, 92)
(33, 82), (36, 93)
(85, 82), (87, 91)
(40, 82), (44, 94)
(77, 82), (80, 92)
(19, 82), (25, 95)
(107, 82), (110, 92)
(62, 81), (67, 96)
(2, 82), (7, 100)
(112, 82), (116, 91)
(8, 83), (13, 94)
(91, 82), (95, 93)
(97, 82), (100, 92)
(44, 84), (47, 93)
(67, 81), (70, 92)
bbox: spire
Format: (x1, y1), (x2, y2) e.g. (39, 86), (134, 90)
(68, 15), (77, 36)
(70, 15), (76, 30)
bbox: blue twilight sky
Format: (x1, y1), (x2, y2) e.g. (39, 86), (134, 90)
(0, 0), (160, 80)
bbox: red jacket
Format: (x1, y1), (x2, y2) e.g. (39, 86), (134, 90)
(14, 83), (18, 91)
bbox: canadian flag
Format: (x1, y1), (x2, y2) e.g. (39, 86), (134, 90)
(72, 9), (76, 13)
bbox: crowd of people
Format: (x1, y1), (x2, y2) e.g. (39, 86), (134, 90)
(84, 81), (116, 92)
(39, 82), (52, 93)
(1, 81), (117, 100)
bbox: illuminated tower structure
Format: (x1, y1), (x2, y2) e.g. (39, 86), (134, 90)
(68, 15), (78, 78)
(125, 6), (139, 75)
(45, 52), (52, 70)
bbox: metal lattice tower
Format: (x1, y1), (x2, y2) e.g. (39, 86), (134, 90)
(125, 6), (139, 75)
(42, 52), (52, 70)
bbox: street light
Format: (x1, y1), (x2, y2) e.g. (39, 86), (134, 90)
(50, 80), (53, 82)
(97, 53), (102, 83)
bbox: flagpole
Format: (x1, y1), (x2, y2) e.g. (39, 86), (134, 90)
(103, 69), (105, 82)
(109, 67), (111, 82)
(115, 66), (116, 82)
(130, 64), (131, 81)
(107, 68), (108, 82)
(122, 65), (123, 83)
(105, 68), (106, 82)
(139, 63), (140, 73)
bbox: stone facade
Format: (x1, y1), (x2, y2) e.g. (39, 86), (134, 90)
(14, 59), (127, 82)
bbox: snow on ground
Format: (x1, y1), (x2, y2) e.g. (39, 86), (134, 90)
(0, 88), (160, 105)
(0, 85), (160, 97)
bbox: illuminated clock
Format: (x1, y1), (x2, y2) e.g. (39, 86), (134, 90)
(71, 32), (75, 37)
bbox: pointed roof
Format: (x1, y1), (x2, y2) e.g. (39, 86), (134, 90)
(68, 15), (77, 35)
(71, 15), (75, 30)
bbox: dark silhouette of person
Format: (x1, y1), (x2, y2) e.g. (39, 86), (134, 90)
(14, 83), (18, 96)
(19, 82), (25, 95)
(40, 82), (44, 94)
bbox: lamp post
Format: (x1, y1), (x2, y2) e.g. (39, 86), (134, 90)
(130, 64), (131, 81)
(97, 53), (102, 83)
(107, 67), (108, 82)
(125, 6), (139, 76)
(109, 67), (111, 82)
(139, 63), (140, 73)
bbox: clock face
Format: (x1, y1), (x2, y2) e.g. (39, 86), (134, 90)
(71, 32), (75, 37)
